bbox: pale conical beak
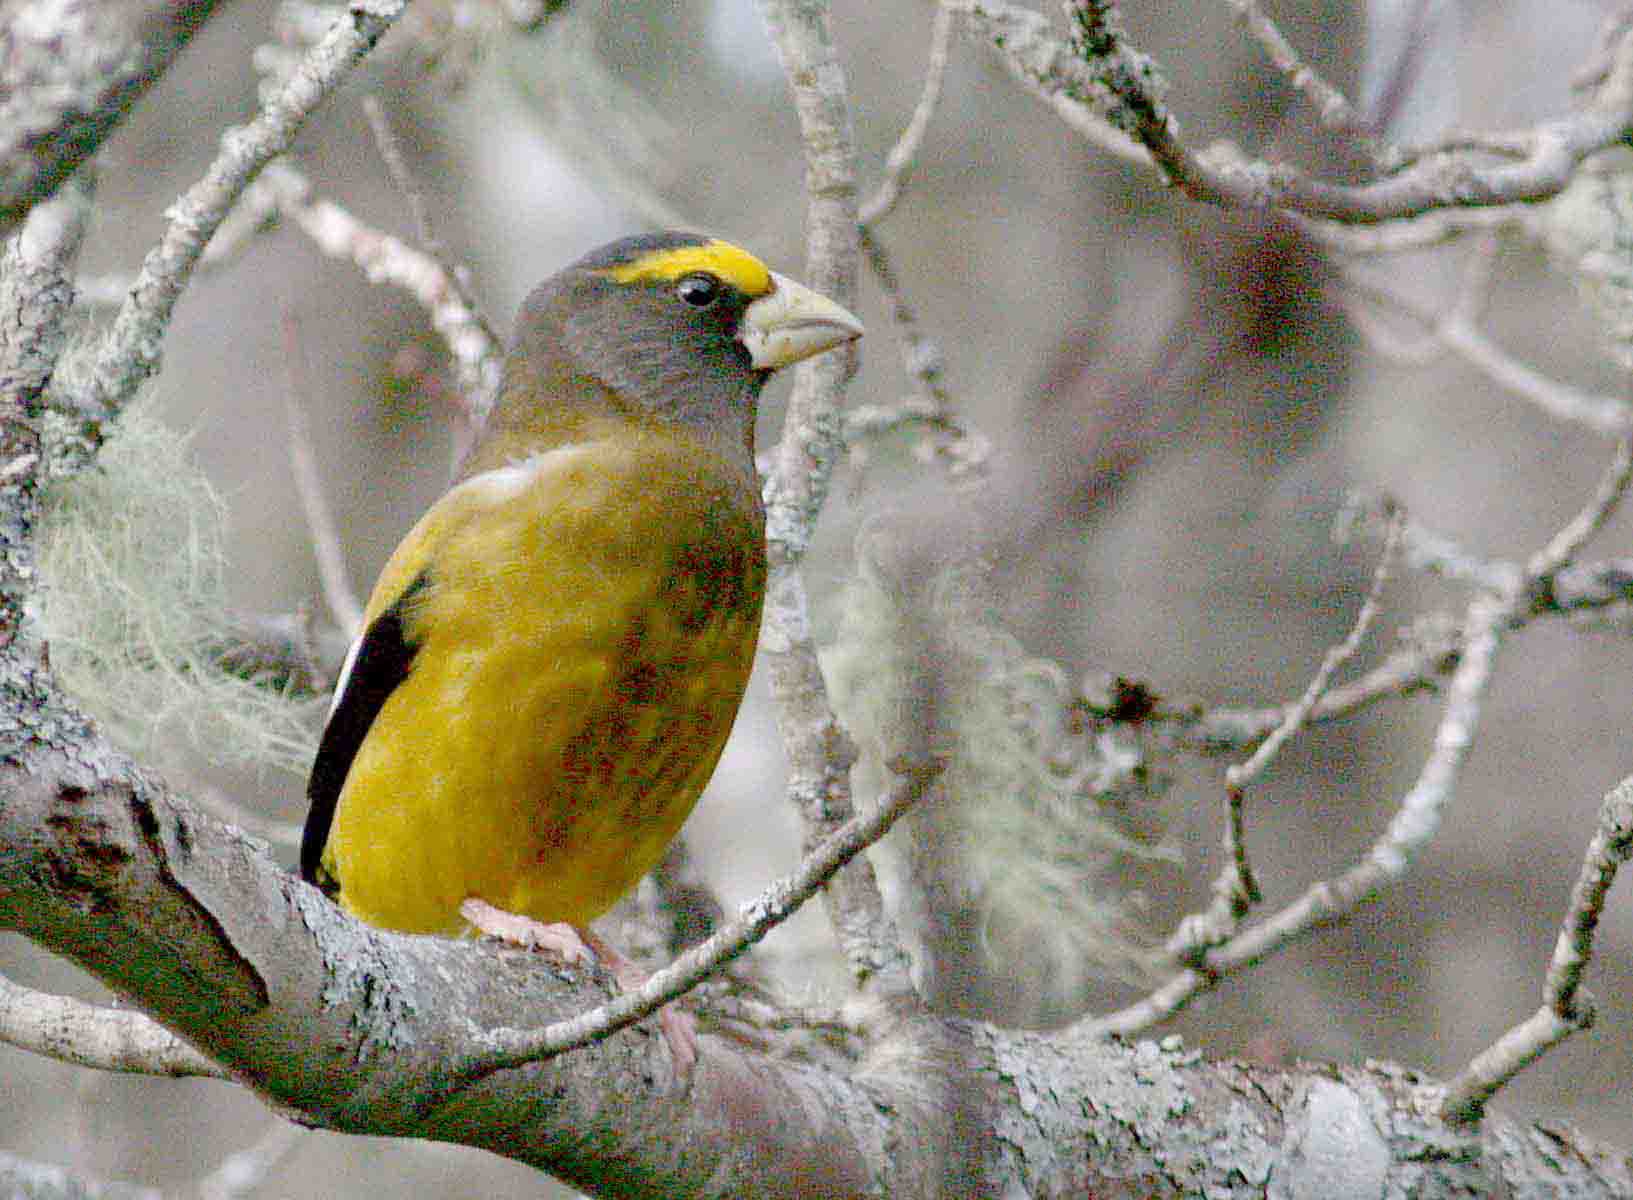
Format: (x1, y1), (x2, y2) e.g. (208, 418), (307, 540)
(740, 272), (864, 371)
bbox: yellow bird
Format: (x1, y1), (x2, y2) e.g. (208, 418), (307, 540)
(301, 232), (862, 1065)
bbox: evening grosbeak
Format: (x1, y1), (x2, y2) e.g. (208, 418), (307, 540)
(301, 232), (863, 1070)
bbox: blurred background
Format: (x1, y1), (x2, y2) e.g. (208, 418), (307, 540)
(5, 0), (1633, 1194)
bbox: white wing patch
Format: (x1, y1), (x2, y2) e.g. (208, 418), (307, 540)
(456, 446), (591, 508)
(328, 634), (365, 720)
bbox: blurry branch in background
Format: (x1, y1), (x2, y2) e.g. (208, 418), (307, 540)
(1090, 432), (1633, 1037)
(955, 0), (1633, 222)
(241, 161), (501, 434)
(1186, 545), (1633, 754)
(1219, 0), (1392, 162)
(357, 91), (503, 435)
(851, 6), (985, 482)
(1342, 250), (1633, 436)
(195, 1119), (306, 1200)
(1440, 773), (1633, 1125)
(57, 1), (409, 423)
(0, 1151), (160, 1200)
(0, 0), (227, 240)
(282, 312), (366, 637)
(858, 2), (954, 228)
(850, 229), (988, 483)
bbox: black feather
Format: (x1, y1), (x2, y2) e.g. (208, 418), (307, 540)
(300, 576), (426, 892)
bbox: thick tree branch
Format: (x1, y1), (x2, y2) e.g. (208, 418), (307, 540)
(1, 721), (1628, 1195)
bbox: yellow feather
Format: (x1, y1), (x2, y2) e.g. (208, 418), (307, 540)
(597, 239), (773, 297)
(322, 433), (763, 933)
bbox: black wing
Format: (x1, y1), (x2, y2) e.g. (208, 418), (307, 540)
(300, 577), (426, 891)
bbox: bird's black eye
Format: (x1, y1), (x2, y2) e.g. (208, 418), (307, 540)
(676, 273), (722, 308)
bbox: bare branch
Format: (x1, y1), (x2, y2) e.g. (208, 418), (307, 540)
(1229, 508), (1404, 794)
(1343, 269), (1633, 434)
(1089, 577), (1515, 1037)
(955, 0), (1633, 224)
(62, 1), (407, 421)
(0, 970), (223, 1078)
(858, 1), (955, 226)
(1100, 418), (1633, 1037)
(1220, 0), (1393, 161)
(1, 174), (91, 419)
(1, 173), (92, 639)
(1440, 774), (1633, 1125)
(853, 227), (986, 480)
(358, 94), (503, 430)
(250, 158), (501, 438)
(0, 0), (227, 239)
(1527, 431), (1633, 580)
(1167, 509), (1405, 965)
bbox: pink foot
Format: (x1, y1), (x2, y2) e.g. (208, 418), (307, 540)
(460, 899), (697, 1080)
(459, 897), (592, 967)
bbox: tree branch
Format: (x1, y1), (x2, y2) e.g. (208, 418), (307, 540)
(0, 970), (222, 1078)
(955, 0), (1633, 223)
(756, 0), (916, 1000)
(0, 0), (227, 239)
(59, 1), (408, 422)
(1440, 773), (1633, 1124)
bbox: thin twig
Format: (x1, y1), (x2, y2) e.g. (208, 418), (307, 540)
(359, 92), (503, 435)
(859, 1), (954, 226)
(360, 94), (441, 253)
(452, 761), (942, 1079)
(0, 971), (223, 1078)
(1088, 580), (1515, 1037)
(1232, 508), (1404, 793)
(250, 159), (501, 433)
(65, 1), (407, 421)
(1295, 204), (1524, 257)
(1439, 774), (1633, 1125)
(854, 226), (985, 480)
(1343, 270), (1633, 435)
(281, 312), (365, 637)
(1527, 432), (1633, 581)
(1168, 510), (1404, 963)
(1220, 0), (1395, 164)
(1098, 428), (1633, 1035)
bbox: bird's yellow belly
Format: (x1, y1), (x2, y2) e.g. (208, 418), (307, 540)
(324, 558), (758, 935)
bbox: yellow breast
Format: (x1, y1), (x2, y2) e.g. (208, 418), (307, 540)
(320, 434), (765, 934)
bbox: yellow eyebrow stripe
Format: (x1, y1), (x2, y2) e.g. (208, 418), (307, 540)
(599, 240), (773, 297)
